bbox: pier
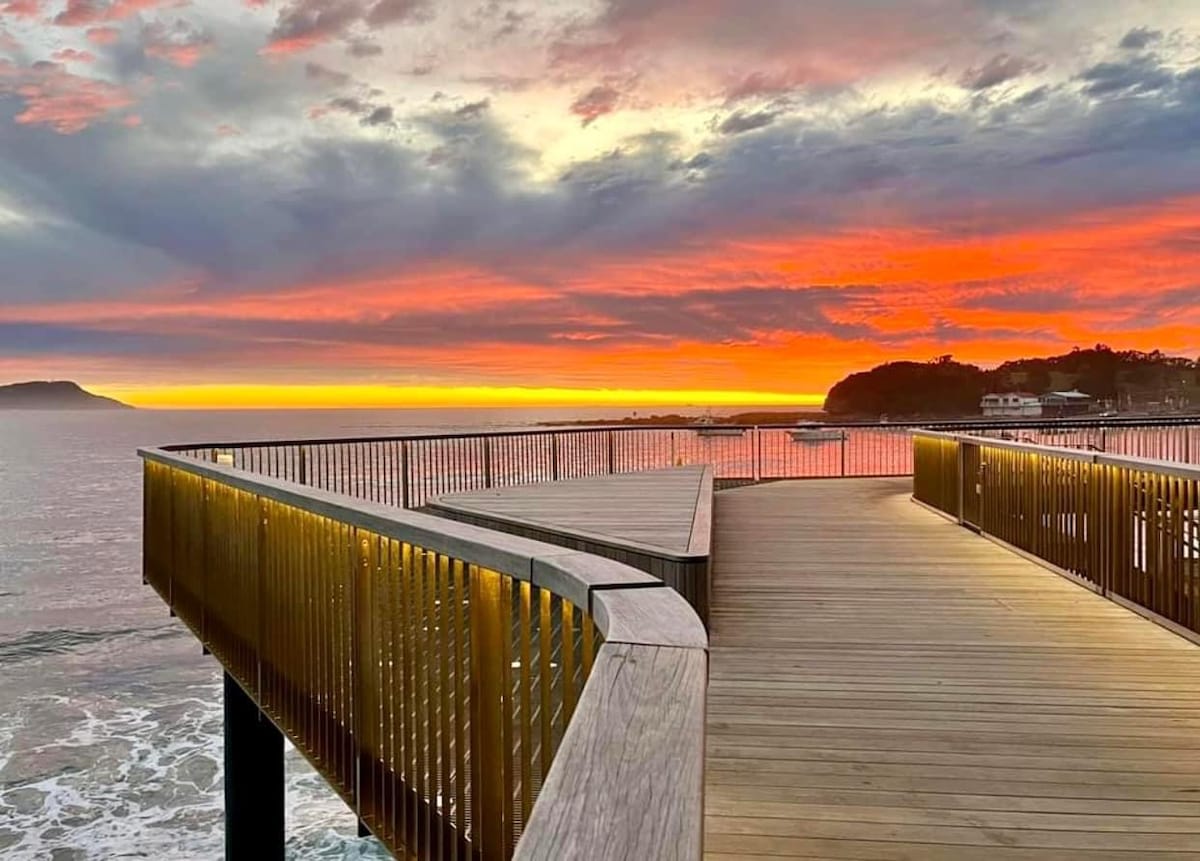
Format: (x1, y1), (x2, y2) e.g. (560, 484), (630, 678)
(140, 418), (1200, 859)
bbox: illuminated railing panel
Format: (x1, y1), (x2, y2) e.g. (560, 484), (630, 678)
(914, 431), (1200, 637)
(142, 451), (704, 860)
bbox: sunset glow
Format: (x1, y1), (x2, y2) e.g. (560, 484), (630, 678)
(2, 1), (1198, 407)
(101, 384), (822, 410)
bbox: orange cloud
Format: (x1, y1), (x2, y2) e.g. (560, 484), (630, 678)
(4, 196), (1198, 400)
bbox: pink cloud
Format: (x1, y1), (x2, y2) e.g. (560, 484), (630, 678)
(51, 48), (97, 63)
(553, 0), (1000, 105)
(0, 59), (135, 133)
(1, 0), (40, 18)
(54, 0), (181, 27)
(142, 20), (213, 67)
(53, 0), (107, 26)
(569, 84), (621, 127)
(121, 113), (142, 126)
(86, 26), (121, 44)
(215, 123), (241, 136)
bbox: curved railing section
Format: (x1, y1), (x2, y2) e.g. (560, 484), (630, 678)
(914, 431), (1200, 639)
(165, 417), (1200, 509)
(140, 447), (707, 860)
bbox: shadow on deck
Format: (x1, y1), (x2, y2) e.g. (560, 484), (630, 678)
(706, 478), (1200, 860)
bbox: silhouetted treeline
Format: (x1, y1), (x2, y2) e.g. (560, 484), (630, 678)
(824, 346), (1200, 418)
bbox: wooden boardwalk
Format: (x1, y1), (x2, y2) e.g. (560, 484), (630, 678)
(428, 466), (709, 557)
(706, 478), (1200, 860)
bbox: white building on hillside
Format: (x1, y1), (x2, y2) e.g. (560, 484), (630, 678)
(980, 392), (1043, 418)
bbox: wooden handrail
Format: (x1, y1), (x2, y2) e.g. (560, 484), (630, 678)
(140, 447), (707, 861)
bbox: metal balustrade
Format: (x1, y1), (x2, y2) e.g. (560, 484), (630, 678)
(167, 417), (1200, 509)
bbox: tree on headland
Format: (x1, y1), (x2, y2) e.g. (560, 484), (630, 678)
(824, 357), (986, 417)
(823, 346), (1200, 418)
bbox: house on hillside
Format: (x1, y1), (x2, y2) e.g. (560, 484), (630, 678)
(1040, 390), (1094, 417)
(980, 392), (1042, 418)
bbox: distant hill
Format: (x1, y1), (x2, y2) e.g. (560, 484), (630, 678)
(0, 381), (132, 410)
(824, 347), (1200, 419)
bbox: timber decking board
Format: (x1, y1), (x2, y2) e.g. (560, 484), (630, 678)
(429, 466), (706, 557)
(705, 478), (1200, 860)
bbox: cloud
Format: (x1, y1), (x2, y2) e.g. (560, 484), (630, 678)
(360, 104), (392, 126)
(1079, 56), (1173, 98)
(569, 84), (620, 126)
(717, 109), (778, 135)
(86, 26), (121, 45)
(312, 93), (394, 127)
(552, 0), (1035, 105)
(2, 0), (1199, 392)
(304, 61), (352, 85)
(959, 53), (1042, 90)
(1119, 26), (1163, 50)
(51, 48), (97, 64)
(345, 36), (382, 57)
(362, 0), (426, 27)
(0, 59), (134, 132)
(264, 0), (429, 54)
(142, 20), (214, 68)
(264, 0), (365, 54)
(53, 0), (173, 27)
(1, 0), (39, 18)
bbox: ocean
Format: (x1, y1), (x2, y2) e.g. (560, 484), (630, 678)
(0, 407), (658, 860)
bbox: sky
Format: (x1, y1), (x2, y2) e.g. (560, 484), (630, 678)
(1, 0), (1198, 407)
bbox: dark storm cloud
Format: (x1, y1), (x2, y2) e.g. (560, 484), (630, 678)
(717, 109), (778, 135)
(360, 104), (393, 126)
(1119, 26), (1163, 50)
(958, 54), (1042, 90)
(1079, 56), (1174, 98)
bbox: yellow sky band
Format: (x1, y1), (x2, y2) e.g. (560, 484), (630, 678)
(97, 384), (825, 410)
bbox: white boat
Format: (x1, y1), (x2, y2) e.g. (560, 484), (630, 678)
(692, 416), (746, 437)
(790, 424), (844, 443)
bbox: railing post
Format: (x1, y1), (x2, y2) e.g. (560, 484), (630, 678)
(298, 445), (308, 485)
(840, 432), (847, 477)
(551, 433), (560, 480)
(224, 672), (284, 861)
(400, 440), (411, 509)
(470, 567), (507, 861)
(753, 426), (761, 483)
(606, 430), (616, 474)
(670, 431), (677, 466)
(955, 437), (965, 524)
(255, 496), (268, 702)
(484, 436), (494, 488)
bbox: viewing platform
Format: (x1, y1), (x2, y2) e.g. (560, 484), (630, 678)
(138, 418), (1200, 859)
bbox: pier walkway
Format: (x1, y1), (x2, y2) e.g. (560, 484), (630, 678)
(705, 479), (1200, 859)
